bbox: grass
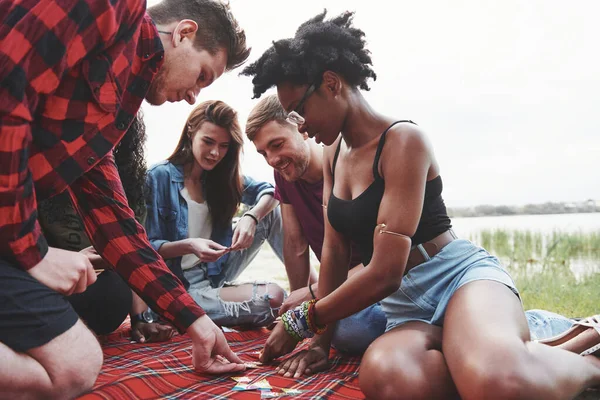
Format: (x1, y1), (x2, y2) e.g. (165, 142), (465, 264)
(471, 229), (600, 317)
(248, 229), (600, 317)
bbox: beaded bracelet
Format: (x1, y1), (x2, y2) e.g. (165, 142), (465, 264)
(302, 301), (313, 332)
(281, 310), (304, 341)
(281, 300), (328, 340)
(306, 299), (327, 335)
(282, 303), (312, 340)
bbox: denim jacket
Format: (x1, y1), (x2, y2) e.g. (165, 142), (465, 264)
(145, 161), (274, 288)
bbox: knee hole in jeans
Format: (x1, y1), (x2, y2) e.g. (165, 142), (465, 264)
(259, 283), (286, 309)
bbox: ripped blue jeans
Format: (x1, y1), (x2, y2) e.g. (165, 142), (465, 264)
(183, 208), (284, 327)
(185, 269), (279, 327)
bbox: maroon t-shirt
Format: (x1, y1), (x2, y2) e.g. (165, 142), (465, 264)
(274, 171), (362, 267)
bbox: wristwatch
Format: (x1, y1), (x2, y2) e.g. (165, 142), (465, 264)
(131, 308), (155, 324)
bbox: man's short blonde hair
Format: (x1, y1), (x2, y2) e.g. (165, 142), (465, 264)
(245, 94), (290, 141)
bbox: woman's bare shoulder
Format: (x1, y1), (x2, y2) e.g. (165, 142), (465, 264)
(385, 121), (431, 155)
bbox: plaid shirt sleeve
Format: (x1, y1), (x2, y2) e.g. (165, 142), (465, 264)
(69, 155), (206, 331)
(0, 0), (146, 269)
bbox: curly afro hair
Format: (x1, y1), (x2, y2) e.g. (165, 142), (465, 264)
(241, 10), (377, 99)
(113, 112), (148, 221)
(39, 112), (149, 242)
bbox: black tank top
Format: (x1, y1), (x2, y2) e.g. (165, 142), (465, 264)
(327, 121), (452, 266)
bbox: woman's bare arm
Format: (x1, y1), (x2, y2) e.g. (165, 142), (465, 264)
(315, 124), (433, 325)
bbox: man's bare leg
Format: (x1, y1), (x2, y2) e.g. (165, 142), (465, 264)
(0, 320), (103, 400)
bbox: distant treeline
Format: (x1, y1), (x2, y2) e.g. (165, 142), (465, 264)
(448, 201), (600, 218)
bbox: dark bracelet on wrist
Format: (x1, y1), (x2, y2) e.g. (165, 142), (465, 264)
(242, 212), (259, 224)
(308, 283), (316, 299)
(131, 309), (155, 324)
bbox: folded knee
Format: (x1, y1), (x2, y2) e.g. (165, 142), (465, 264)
(43, 326), (103, 398)
(359, 344), (433, 400)
(459, 370), (527, 400)
(457, 354), (534, 400)
(55, 341), (102, 398)
(265, 283), (286, 309)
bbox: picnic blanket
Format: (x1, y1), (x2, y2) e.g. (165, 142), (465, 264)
(78, 321), (365, 399)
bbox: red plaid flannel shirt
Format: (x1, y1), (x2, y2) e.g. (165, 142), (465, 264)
(0, 0), (205, 331)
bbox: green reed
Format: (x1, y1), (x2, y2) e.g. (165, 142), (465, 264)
(471, 229), (600, 316)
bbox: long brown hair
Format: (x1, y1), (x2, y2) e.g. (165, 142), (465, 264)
(168, 100), (243, 229)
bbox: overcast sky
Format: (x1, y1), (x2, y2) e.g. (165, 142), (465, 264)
(143, 0), (599, 208)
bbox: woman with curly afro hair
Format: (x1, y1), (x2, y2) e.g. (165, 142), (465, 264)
(242, 10), (600, 400)
(37, 113), (176, 343)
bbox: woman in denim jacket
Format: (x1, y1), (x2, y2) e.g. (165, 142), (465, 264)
(145, 100), (285, 327)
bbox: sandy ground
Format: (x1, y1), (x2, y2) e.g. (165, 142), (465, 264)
(235, 244), (320, 293)
(235, 244), (288, 289)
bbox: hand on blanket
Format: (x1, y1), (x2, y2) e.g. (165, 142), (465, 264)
(275, 343), (330, 378)
(188, 315), (246, 374)
(132, 322), (176, 343)
(260, 321), (300, 363)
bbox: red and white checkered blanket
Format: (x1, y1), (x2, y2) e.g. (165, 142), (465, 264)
(78, 322), (365, 399)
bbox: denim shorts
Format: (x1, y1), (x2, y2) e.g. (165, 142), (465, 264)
(382, 239), (520, 331)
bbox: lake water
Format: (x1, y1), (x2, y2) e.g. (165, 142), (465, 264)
(240, 213), (600, 288)
(451, 212), (600, 237)
(452, 213), (600, 281)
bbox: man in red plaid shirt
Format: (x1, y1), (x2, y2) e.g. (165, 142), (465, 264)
(0, 0), (251, 397)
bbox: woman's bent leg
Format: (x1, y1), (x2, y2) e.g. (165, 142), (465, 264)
(218, 282), (285, 326)
(219, 208), (284, 284)
(443, 280), (600, 400)
(186, 265), (285, 327)
(359, 321), (459, 400)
